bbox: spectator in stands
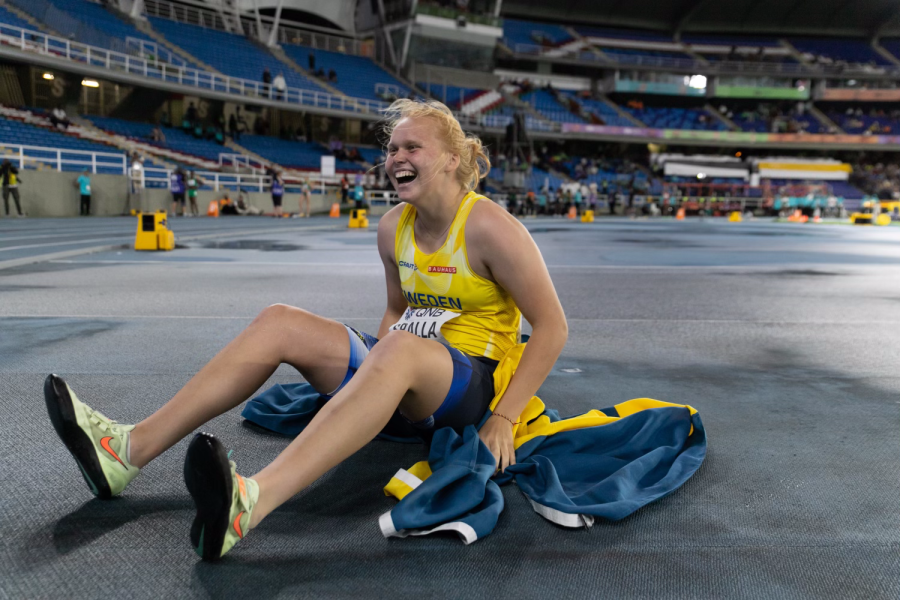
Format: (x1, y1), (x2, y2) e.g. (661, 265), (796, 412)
(75, 169), (91, 216)
(315, 67), (326, 80)
(50, 105), (70, 130)
(328, 69), (337, 83)
(273, 72), (286, 101)
(150, 125), (166, 144)
(347, 147), (362, 163)
(1, 159), (23, 217)
(229, 112), (240, 141)
(185, 102), (198, 130)
(308, 53), (315, 71)
(262, 68), (271, 98)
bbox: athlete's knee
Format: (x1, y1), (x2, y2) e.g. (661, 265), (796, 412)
(366, 330), (419, 365)
(252, 303), (308, 327)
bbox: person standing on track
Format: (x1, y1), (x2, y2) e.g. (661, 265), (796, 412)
(42, 99), (569, 561)
(75, 169), (91, 216)
(271, 171), (284, 217)
(1, 159), (23, 217)
(169, 168), (186, 217)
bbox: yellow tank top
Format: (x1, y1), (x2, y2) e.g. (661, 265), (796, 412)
(393, 191), (521, 361)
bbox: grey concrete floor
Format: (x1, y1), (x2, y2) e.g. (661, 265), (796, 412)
(1, 216), (898, 599)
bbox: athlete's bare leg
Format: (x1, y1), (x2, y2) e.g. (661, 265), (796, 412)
(248, 330), (453, 528)
(128, 305), (351, 468)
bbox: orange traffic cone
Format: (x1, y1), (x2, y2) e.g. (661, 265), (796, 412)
(567, 205), (577, 219)
(207, 200), (219, 217)
(329, 203), (340, 218)
(676, 207), (685, 220)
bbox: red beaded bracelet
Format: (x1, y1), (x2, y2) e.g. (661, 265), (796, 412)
(492, 412), (520, 425)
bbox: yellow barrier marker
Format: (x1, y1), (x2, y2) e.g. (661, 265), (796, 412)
(348, 208), (369, 229)
(580, 209), (594, 223)
(134, 210), (175, 251)
(728, 211), (742, 222)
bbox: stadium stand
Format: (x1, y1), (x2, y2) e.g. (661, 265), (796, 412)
(790, 38), (891, 66)
(0, 114), (125, 174)
(0, 5), (32, 31)
(148, 17), (328, 94)
(282, 45), (408, 102)
(418, 84), (484, 109)
(236, 135), (364, 172)
(86, 116), (229, 165)
(520, 90), (588, 124)
(502, 18), (573, 51)
(619, 105), (727, 131)
(826, 108), (900, 135)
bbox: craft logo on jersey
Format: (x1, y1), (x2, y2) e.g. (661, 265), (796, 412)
(427, 266), (456, 274)
(399, 261), (418, 271)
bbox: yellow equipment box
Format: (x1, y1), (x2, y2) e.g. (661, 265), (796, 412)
(580, 210), (594, 223)
(728, 211), (742, 222)
(135, 211), (175, 251)
(348, 208), (369, 229)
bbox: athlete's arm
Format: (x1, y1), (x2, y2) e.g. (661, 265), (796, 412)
(467, 200), (568, 471)
(376, 204), (409, 339)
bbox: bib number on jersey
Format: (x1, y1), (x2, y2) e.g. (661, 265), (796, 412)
(390, 306), (459, 340)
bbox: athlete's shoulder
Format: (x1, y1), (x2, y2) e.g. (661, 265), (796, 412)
(377, 202), (408, 235)
(376, 202), (409, 259)
(466, 196), (529, 245)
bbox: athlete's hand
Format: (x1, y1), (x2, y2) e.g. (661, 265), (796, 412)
(479, 416), (516, 473)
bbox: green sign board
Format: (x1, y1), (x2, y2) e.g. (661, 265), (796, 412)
(715, 85), (809, 100)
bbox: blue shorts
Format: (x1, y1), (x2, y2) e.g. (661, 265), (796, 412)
(330, 326), (497, 433)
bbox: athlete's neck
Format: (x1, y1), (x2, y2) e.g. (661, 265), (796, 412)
(413, 187), (468, 250)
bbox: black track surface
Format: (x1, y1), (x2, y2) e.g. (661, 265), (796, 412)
(1, 216), (898, 599)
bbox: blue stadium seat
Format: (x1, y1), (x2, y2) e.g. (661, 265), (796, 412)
(88, 116), (228, 163)
(149, 18), (328, 96)
(237, 135), (364, 172)
(503, 19), (573, 51)
(520, 90), (587, 124)
(282, 45), (408, 102)
(0, 116), (125, 173)
(0, 6), (32, 31)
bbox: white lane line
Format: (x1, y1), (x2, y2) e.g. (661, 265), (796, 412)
(0, 314), (382, 320)
(48, 259), (900, 271)
(1, 314), (897, 325)
(1, 237), (131, 252)
(50, 260), (381, 266)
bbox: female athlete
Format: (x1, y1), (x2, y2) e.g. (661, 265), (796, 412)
(43, 99), (568, 560)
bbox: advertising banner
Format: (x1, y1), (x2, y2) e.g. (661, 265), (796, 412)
(715, 85), (809, 100)
(821, 88), (900, 101)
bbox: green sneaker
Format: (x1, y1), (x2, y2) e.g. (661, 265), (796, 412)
(43, 374), (139, 499)
(184, 432), (259, 561)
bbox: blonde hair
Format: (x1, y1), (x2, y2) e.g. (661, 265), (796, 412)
(382, 99), (490, 192)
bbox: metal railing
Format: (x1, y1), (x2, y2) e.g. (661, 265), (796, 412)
(125, 37), (189, 68)
(8, 0), (130, 55)
(143, 0), (230, 31)
(0, 142), (127, 174)
(138, 166), (342, 192)
(144, 0), (364, 57)
(0, 23), (390, 116)
(218, 153), (268, 174)
(510, 42), (900, 78)
(375, 83), (400, 98)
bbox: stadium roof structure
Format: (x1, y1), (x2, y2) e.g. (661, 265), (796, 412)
(502, 0), (900, 39)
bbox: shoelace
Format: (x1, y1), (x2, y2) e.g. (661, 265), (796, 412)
(87, 407), (128, 436)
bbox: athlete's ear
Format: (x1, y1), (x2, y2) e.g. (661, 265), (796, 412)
(445, 153), (460, 173)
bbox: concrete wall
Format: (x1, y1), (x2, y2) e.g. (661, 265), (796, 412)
(8, 169), (128, 217)
(4, 169), (338, 217)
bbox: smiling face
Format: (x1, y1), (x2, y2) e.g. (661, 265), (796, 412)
(385, 117), (460, 204)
